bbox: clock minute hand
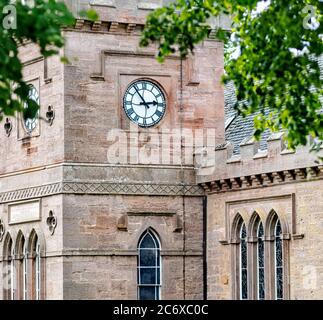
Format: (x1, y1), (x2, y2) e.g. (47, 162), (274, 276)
(134, 86), (149, 109)
(140, 101), (157, 106)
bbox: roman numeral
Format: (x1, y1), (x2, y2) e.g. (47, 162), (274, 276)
(158, 103), (164, 108)
(155, 110), (163, 117)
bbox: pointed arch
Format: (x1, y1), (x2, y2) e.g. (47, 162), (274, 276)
(14, 230), (27, 300)
(265, 210), (287, 300)
(2, 232), (15, 300)
(239, 220), (248, 300)
(27, 229), (42, 300)
(137, 228), (161, 300)
(27, 229), (38, 256)
(256, 219), (265, 300)
(248, 211), (265, 238)
(15, 230), (25, 258)
(231, 213), (246, 242)
(3, 232), (13, 259)
(138, 227), (161, 249)
(265, 209), (289, 237)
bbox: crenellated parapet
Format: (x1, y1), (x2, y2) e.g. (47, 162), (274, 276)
(64, 0), (231, 35)
(195, 132), (323, 192)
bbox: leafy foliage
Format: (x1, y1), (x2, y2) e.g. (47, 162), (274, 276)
(141, 0), (323, 149)
(0, 0), (75, 121)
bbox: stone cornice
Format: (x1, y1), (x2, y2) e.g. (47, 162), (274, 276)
(65, 18), (224, 40)
(0, 181), (204, 203)
(200, 165), (323, 194)
(196, 133), (323, 192)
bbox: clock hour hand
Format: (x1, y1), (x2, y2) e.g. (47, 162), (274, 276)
(140, 101), (157, 106)
(134, 86), (150, 109)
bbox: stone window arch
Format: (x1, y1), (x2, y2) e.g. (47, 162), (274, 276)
(137, 228), (161, 300)
(256, 217), (265, 300)
(231, 210), (290, 300)
(3, 233), (15, 300)
(231, 214), (249, 300)
(15, 231), (27, 300)
(265, 211), (289, 300)
(28, 229), (42, 300)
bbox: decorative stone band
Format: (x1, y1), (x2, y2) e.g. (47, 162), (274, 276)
(0, 181), (204, 204)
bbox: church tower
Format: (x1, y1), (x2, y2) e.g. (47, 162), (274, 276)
(0, 0), (226, 299)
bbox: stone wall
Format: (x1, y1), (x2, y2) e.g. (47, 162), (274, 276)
(197, 133), (323, 299)
(62, 193), (204, 299)
(206, 179), (323, 300)
(63, 29), (225, 165)
(0, 43), (65, 175)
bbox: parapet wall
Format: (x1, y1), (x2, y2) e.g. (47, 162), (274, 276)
(65, 0), (231, 30)
(196, 132), (323, 191)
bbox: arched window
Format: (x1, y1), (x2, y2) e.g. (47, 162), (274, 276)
(29, 230), (42, 300)
(16, 233), (27, 300)
(10, 244), (15, 300)
(257, 221), (265, 300)
(137, 229), (161, 300)
(35, 238), (41, 300)
(23, 241), (28, 300)
(239, 222), (248, 300)
(274, 219), (283, 300)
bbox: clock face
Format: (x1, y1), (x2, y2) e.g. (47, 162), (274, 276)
(23, 85), (39, 133)
(123, 80), (166, 128)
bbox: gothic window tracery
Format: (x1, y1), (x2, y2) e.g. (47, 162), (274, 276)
(138, 229), (161, 300)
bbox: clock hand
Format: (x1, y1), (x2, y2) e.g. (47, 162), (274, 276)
(139, 101), (158, 106)
(134, 86), (150, 109)
(144, 102), (148, 121)
(132, 101), (157, 106)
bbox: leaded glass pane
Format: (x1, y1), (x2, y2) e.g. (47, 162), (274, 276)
(257, 221), (265, 300)
(275, 219), (283, 300)
(140, 233), (157, 249)
(258, 240), (264, 268)
(241, 241), (247, 268)
(139, 286), (157, 300)
(258, 268), (265, 300)
(241, 270), (248, 300)
(240, 222), (248, 300)
(276, 267), (283, 300)
(140, 249), (157, 266)
(275, 220), (282, 237)
(276, 238), (283, 267)
(139, 268), (157, 284)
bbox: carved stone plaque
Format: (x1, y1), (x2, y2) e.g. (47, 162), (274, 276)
(8, 199), (41, 224)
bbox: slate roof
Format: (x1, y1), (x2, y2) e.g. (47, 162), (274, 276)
(224, 81), (270, 154)
(224, 54), (323, 154)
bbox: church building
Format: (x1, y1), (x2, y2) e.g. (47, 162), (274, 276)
(0, 0), (322, 300)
